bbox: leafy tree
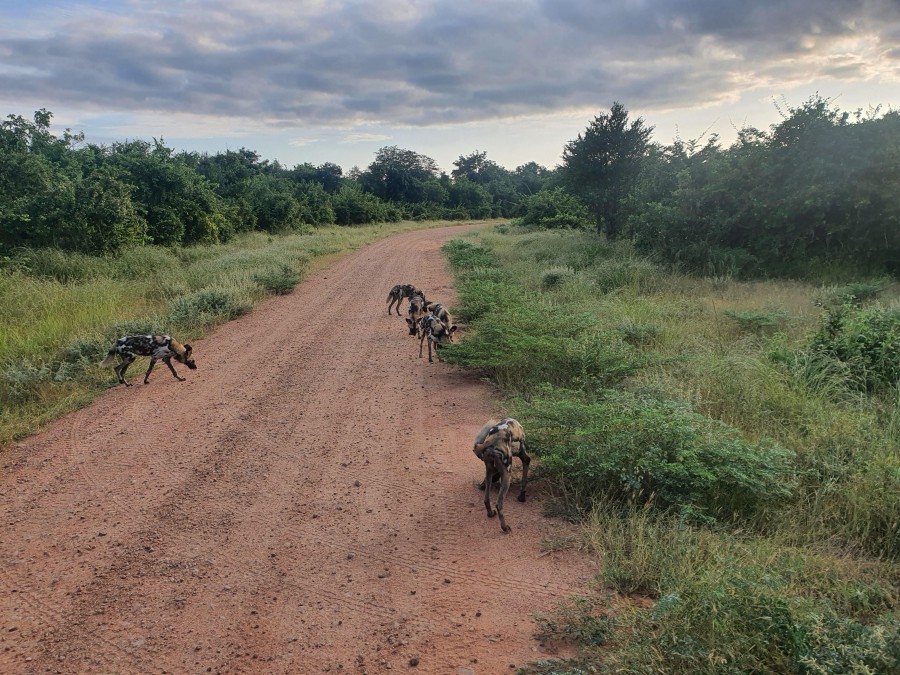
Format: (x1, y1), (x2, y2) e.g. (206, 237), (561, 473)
(295, 181), (336, 226)
(448, 177), (492, 218)
(358, 146), (440, 203)
(452, 150), (520, 216)
(451, 150), (494, 184)
(332, 183), (394, 225)
(513, 161), (553, 197)
(245, 175), (304, 233)
(561, 102), (653, 238)
(0, 110), (90, 252)
(71, 167), (147, 252)
(288, 162), (344, 193)
(313, 162), (344, 193)
(106, 139), (227, 245)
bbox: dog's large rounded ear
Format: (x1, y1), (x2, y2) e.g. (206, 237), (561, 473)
(449, 325), (457, 333)
(184, 344), (192, 352)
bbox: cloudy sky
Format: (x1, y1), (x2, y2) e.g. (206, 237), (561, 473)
(1, 0), (899, 173)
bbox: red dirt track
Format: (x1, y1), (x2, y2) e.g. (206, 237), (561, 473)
(0, 225), (594, 674)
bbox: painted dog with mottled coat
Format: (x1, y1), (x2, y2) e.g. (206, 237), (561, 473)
(472, 417), (531, 533)
(405, 293), (428, 336)
(418, 313), (457, 362)
(387, 284), (424, 316)
(100, 335), (197, 386)
(424, 302), (452, 331)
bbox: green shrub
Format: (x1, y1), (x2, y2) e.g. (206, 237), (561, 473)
(167, 288), (245, 328)
(1, 358), (81, 404)
(810, 304), (900, 391)
(518, 387), (795, 521)
(616, 319), (661, 347)
(818, 281), (883, 308)
(541, 267), (577, 290)
(441, 302), (645, 391)
(801, 614), (900, 674)
(592, 257), (662, 294)
(514, 188), (592, 230)
(253, 264), (302, 295)
(534, 596), (610, 648)
(60, 337), (107, 364)
(724, 308), (789, 334)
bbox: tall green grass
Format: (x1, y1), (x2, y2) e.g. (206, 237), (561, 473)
(577, 503), (899, 675)
(0, 221), (464, 445)
(441, 226), (899, 673)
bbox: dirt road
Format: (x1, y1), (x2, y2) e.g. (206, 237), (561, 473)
(0, 225), (595, 674)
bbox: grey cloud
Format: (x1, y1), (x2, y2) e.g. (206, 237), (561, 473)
(0, 0), (897, 127)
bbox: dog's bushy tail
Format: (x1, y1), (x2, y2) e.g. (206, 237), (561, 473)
(99, 350), (117, 367)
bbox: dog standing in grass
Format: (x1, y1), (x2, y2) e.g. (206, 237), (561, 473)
(100, 335), (197, 386)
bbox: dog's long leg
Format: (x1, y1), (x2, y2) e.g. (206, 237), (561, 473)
(162, 356), (186, 382)
(115, 355), (135, 386)
(516, 446), (531, 502)
(496, 465), (512, 533)
(483, 460), (495, 519)
(143, 357), (158, 384)
(419, 330), (426, 358)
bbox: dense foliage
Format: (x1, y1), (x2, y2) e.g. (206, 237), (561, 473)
(517, 96), (900, 278)
(809, 303), (900, 392)
(5, 95), (899, 277)
(627, 97), (900, 276)
(0, 111), (552, 255)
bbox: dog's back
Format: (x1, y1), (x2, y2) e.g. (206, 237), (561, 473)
(387, 284), (424, 315)
(117, 335), (174, 359)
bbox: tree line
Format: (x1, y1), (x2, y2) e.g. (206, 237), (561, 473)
(3, 95), (899, 277)
(539, 96), (900, 277)
(0, 109), (552, 255)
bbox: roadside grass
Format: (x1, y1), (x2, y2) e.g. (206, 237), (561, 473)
(0, 220), (474, 446)
(440, 227), (899, 673)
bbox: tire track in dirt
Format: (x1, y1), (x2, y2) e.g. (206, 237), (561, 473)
(0, 224), (596, 674)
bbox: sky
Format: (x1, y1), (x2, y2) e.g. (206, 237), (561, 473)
(1, 0), (899, 175)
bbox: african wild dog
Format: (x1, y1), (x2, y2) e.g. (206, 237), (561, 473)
(99, 335), (197, 386)
(418, 313), (457, 362)
(473, 417), (531, 533)
(405, 293), (428, 336)
(424, 302), (452, 331)
(387, 284), (424, 316)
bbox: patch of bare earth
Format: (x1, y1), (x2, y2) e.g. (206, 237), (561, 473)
(0, 225), (595, 674)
